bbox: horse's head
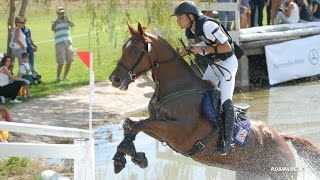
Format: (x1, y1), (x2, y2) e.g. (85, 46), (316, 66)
(109, 22), (154, 90)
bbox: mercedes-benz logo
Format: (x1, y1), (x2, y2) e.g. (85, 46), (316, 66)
(308, 49), (319, 65)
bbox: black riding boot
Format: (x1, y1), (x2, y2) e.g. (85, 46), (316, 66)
(216, 99), (235, 156)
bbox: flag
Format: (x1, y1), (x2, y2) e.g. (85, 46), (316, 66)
(77, 52), (91, 68)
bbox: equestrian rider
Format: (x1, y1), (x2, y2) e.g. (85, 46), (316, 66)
(172, 1), (238, 156)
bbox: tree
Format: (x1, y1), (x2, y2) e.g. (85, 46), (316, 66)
(6, 0), (29, 56)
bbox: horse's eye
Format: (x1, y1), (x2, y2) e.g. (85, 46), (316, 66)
(133, 49), (139, 55)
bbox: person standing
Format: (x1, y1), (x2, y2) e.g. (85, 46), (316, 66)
(218, 0), (235, 30)
(21, 16), (38, 73)
(240, 0), (251, 28)
(51, 7), (75, 82)
(10, 16), (27, 74)
(250, 0), (265, 26)
(172, 1), (238, 156)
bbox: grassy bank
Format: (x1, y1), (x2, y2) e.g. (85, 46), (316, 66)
(0, 2), (180, 100)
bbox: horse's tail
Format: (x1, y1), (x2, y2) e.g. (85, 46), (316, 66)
(282, 135), (320, 176)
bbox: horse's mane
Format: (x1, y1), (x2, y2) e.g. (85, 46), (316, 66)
(147, 32), (195, 70)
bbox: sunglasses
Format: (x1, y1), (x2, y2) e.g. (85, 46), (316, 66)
(18, 22), (25, 24)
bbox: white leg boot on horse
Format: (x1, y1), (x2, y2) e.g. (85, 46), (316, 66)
(216, 99), (235, 156)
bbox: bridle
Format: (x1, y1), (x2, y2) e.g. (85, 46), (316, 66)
(117, 38), (153, 82)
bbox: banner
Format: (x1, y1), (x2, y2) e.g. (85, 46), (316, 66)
(265, 35), (320, 85)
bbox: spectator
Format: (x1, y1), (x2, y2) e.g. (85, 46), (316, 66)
(274, 0), (300, 24)
(10, 16), (27, 75)
(0, 105), (13, 122)
(21, 16), (38, 73)
(297, 0), (313, 21)
(312, 0), (320, 21)
(250, 0), (265, 26)
(0, 55), (29, 104)
(266, 0), (273, 25)
(218, 0), (235, 30)
(19, 52), (33, 98)
(0, 105), (13, 142)
(51, 7), (75, 82)
(240, 0), (251, 28)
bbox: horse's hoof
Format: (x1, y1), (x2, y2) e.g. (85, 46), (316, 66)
(112, 153), (126, 174)
(132, 152), (148, 168)
(113, 160), (125, 174)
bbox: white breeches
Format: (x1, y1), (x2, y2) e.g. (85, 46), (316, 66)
(202, 54), (238, 105)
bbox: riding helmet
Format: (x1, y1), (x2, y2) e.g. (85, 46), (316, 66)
(172, 1), (200, 16)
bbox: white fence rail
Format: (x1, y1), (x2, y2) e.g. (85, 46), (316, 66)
(0, 121), (93, 180)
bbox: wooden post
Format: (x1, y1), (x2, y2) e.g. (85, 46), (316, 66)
(74, 139), (91, 180)
(236, 55), (249, 91)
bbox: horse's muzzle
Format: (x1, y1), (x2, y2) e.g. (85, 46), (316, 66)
(109, 74), (130, 90)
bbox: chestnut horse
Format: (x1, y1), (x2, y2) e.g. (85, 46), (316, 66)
(109, 23), (320, 179)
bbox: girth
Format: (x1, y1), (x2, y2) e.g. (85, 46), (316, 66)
(186, 130), (218, 157)
(164, 130), (218, 157)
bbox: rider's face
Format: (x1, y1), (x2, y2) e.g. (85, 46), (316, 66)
(176, 14), (190, 29)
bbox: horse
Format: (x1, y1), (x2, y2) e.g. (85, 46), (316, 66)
(109, 22), (320, 179)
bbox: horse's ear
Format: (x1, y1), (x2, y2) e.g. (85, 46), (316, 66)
(137, 22), (145, 37)
(127, 22), (138, 35)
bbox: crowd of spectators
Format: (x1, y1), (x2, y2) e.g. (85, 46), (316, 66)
(206, 0), (320, 29)
(0, 7), (75, 142)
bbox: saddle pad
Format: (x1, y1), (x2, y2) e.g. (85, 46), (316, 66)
(233, 115), (251, 148)
(202, 89), (218, 128)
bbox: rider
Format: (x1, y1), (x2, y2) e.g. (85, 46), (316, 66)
(172, 1), (238, 156)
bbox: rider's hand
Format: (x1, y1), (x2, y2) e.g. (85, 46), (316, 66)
(190, 46), (202, 55)
(181, 47), (193, 55)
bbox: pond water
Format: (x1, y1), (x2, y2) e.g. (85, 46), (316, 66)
(94, 81), (320, 180)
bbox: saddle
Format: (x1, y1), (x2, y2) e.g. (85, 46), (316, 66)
(202, 88), (251, 148)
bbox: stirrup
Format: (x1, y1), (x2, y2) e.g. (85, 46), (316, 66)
(216, 143), (234, 156)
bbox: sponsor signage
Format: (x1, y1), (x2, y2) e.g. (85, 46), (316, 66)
(265, 35), (320, 85)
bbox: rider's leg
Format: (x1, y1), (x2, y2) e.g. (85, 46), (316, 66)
(214, 55), (238, 156)
(217, 99), (235, 155)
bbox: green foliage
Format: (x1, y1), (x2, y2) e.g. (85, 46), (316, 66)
(0, 157), (29, 176)
(0, 1), (185, 101)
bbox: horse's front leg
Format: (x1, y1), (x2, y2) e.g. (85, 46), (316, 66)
(113, 118), (149, 173)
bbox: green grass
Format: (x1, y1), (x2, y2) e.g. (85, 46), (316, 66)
(0, 2), (273, 106)
(0, 2), (182, 103)
(0, 5), (160, 102)
(0, 157), (29, 177)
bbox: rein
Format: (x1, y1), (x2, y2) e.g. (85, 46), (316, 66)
(151, 88), (205, 110)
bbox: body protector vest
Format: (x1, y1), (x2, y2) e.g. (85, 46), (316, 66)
(185, 15), (243, 61)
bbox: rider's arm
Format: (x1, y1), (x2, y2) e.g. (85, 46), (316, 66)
(202, 21), (232, 54)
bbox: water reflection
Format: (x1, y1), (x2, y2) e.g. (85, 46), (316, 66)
(96, 81), (320, 180)
(95, 124), (235, 180)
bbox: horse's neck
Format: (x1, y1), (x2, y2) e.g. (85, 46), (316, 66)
(153, 56), (204, 96)
(149, 36), (206, 96)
